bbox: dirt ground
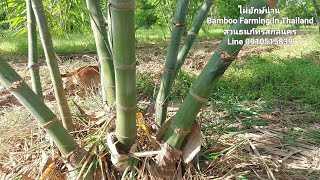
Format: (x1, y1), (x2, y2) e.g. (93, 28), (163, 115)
(0, 38), (320, 179)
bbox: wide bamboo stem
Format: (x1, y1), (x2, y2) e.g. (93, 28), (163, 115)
(0, 59), (78, 156)
(155, 0), (191, 126)
(27, 0), (43, 100)
(109, 0), (137, 150)
(86, 0), (116, 105)
(31, 0), (75, 131)
(163, 0), (279, 148)
(0, 59), (95, 179)
(174, 0), (213, 78)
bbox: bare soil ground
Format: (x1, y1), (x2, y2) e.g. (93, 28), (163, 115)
(0, 38), (319, 179)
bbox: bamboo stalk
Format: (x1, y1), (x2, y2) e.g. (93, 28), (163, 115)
(0, 59), (77, 155)
(174, 0), (213, 78)
(27, 0), (43, 100)
(0, 59), (95, 179)
(31, 0), (75, 131)
(155, 0), (191, 126)
(109, 0), (137, 150)
(163, 0), (279, 148)
(86, 0), (116, 106)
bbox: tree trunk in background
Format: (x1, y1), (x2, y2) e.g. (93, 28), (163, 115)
(31, 0), (75, 131)
(163, 0), (279, 148)
(174, 0), (213, 78)
(312, 0), (320, 32)
(86, 0), (116, 106)
(109, 0), (137, 151)
(27, 0), (43, 100)
(155, 0), (191, 126)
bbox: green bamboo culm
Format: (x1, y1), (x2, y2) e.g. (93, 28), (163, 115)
(31, 0), (75, 131)
(163, 0), (279, 148)
(109, 0), (137, 150)
(86, 0), (116, 105)
(155, 0), (191, 126)
(27, 0), (43, 100)
(0, 59), (78, 156)
(174, 0), (213, 78)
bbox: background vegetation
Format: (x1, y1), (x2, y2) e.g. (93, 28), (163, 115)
(1, 0), (319, 34)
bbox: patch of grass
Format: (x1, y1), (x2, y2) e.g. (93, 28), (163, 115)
(171, 71), (196, 101)
(53, 33), (96, 55)
(136, 25), (227, 44)
(136, 28), (169, 44)
(263, 32), (320, 59)
(214, 56), (320, 109)
(280, 127), (320, 146)
(198, 25), (226, 40)
(136, 73), (155, 100)
(303, 130), (320, 143)
(0, 31), (96, 57)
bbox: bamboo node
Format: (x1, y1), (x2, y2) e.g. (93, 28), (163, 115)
(189, 89), (208, 103)
(163, 67), (175, 74)
(156, 101), (168, 107)
(109, 1), (135, 10)
(115, 63), (136, 70)
(170, 124), (190, 136)
(40, 35), (52, 41)
(28, 63), (40, 70)
(173, 20), (184, 27)
(187, 31), (198, 36)
(26, 21), (36, 24)
(31, 5), (44, 10)
(176, 61), (183, 67)
(117, 104), (137, 111)
(205, 0), (213, 4)
(265, 0), (277, 8)
(40, 116), (60, 129)
(115, 133), (135, 140)
(216, 47), (237, 61)
(100, 57), (113, 62)
(7, 80), (24, 91)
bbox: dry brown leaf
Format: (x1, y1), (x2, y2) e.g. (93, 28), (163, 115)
(150, 144), (182, 179)
(39, 152), (53, 173)
(87, 111), (105, 121)
(21, 173), (34, 180)
(71, 100), (86, 115)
